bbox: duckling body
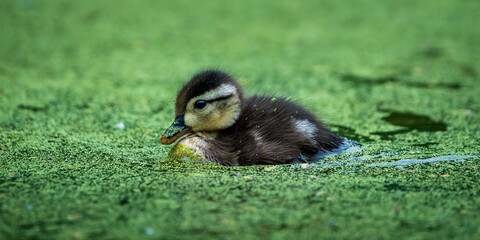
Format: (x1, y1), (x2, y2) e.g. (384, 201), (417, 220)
(161, 70), (341, 166)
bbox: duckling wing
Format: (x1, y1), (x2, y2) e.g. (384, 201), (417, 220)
(222, 95), (341, 165)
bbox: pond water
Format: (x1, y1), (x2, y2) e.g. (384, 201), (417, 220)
(306, 138), (477, 170)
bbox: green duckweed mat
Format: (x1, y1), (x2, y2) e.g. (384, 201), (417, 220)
(1, 0), (479, 239)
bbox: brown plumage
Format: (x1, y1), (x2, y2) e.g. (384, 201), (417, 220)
(161, 70), (342, 166)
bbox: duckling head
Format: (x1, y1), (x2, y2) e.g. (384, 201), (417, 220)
(161, 70), (243, 145)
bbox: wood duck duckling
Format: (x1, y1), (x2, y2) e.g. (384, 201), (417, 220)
(161, 70), (342, 166)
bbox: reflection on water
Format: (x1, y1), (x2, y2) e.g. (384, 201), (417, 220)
(314, 138), (363, 159)
(367, 155), (477, 167)
(301, 139), (477, 170)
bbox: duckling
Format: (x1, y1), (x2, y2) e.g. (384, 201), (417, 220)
(160, 70), (342, 166)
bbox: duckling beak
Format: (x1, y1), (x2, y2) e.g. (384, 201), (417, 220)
(160, 116), (192, 145)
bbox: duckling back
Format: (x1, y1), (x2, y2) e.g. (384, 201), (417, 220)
(212, 95), (342, 165)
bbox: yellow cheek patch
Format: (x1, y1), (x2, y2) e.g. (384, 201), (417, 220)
(185, 96), (241, 132)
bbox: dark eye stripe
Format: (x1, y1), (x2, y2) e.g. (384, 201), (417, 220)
(205, 94), (234, 103)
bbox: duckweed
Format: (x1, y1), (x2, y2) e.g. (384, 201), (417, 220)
(1, 0), (479, 239)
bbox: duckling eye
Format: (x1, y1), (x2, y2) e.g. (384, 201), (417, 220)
(193, 100), (208, 110)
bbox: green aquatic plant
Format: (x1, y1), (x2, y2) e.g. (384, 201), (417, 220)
(0, 0), (479, 239)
